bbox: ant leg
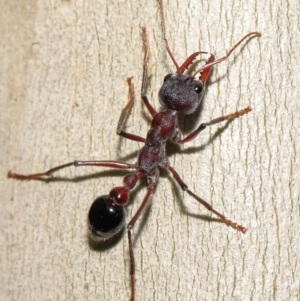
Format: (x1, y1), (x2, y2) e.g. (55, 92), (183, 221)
(140, 27), (157, 117)
(167, 165), (247, 233)
(127, 173), (158, 301)
(178, 106), (252, 144)
(117, 77), (146, 143)
(117, 27), (157, 142)
(8, 160), (136, 180)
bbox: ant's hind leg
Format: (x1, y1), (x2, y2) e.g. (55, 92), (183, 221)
(127, 179), (157, 301)
(167, 165), (247, 233)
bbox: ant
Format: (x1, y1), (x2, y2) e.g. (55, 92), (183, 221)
(8, 0), (260, 300)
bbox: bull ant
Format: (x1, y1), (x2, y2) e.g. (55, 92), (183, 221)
(8, 0), (260, 299)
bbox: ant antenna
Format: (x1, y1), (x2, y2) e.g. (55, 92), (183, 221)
(159, 0), (180, 71)
(192, 32), (261, 78)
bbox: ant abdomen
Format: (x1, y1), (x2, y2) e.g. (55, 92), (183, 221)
(88, 195), (126, 241)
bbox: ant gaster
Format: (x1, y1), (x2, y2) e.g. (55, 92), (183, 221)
(8, 0), (260, 300)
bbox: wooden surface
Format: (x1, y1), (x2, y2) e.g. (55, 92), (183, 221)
(1, 0), (299, 300)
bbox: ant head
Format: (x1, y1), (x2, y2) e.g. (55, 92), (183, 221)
(158, 73), (204, 115)
(158, 51), (215, 115)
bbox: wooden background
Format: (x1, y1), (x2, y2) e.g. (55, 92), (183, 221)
(1, 0), (299, 300)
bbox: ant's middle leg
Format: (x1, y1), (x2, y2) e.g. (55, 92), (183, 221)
(167, 165), (247, 233)
(7, 160), (136, 180)
(178, 106), (252, 144)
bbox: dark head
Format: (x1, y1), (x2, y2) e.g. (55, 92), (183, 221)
(158, 73), (204, 115)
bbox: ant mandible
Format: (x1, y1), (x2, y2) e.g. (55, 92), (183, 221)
(8, 0), (260, 300)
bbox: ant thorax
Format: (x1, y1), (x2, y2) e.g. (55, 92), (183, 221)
(138, 108), (178, 174)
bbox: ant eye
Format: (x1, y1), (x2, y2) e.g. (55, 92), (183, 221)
(194, 84), (203, 94)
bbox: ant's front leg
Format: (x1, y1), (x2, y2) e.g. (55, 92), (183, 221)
(116, 77), (146, 143)
(140, 27), (157, 117)
(8, 160), (136, 180)
(117, 27), (156, 143)
(178, 106), (252, 144)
